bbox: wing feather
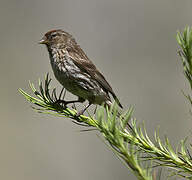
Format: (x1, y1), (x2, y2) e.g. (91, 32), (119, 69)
(67, 46), (123, 108)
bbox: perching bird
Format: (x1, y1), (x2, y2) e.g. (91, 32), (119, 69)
(39, 29), (123, 115)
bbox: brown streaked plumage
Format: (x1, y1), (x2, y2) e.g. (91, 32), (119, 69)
(39, 29), (122, 115)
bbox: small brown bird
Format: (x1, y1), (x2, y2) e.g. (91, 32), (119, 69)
(39, 29), (122, 115)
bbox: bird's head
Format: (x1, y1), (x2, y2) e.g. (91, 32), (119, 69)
(39, 29), (76, 49)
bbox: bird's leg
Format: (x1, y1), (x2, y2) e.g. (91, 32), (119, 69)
(94, 105), (97, 115)
(72, 103), (77, 110)
(55, 99), (79, 106)
(55, 97), (85, 107)
(76, 103), (92, 116)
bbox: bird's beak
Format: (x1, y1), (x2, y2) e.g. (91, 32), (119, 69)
(39, 37), (48, 44)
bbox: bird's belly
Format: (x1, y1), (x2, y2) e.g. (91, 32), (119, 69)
(51, 61), (77, 92)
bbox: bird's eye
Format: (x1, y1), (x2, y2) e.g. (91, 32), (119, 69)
(51, 34), (57, 38)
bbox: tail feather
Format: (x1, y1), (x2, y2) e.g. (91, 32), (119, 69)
(112, 94), (123, 109)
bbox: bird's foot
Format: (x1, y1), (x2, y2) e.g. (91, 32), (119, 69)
(54, 99), (68, 108)
(76, 110), (84, 117)
(76, 103), (92, 117)
(72, 103), (77, 110)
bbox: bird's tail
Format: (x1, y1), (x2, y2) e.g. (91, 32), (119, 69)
(112, 94), (123, 109)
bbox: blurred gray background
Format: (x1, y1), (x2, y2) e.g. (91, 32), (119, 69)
(0, 0), (192, 179)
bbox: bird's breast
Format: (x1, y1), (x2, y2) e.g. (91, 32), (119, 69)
(49, 49), (82, 87)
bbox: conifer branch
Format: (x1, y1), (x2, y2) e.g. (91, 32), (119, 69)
(19, 26), (192, 179)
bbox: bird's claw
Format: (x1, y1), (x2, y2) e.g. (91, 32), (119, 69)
(72, 103), (77, 110)
(54, 99), (67, 107)
(76, 110), (84, 117)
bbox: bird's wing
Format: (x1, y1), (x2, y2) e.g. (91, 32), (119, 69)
(67, 47), (123, 108)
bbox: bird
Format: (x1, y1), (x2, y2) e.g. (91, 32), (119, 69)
(39, 29), (123, 115)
